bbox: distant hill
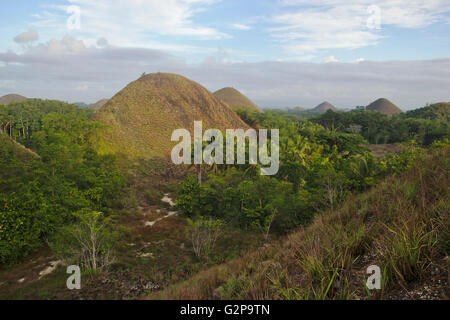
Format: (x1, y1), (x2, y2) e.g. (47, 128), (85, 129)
(92, 73), (249, 159)
(73, 102), (90, 108)
(213, 87), (263, 112)
(0, 94), (27, 105)
(404, 102), (449, 121)
(313, 102), (337, 113)
(91, 99), (109, 110)
(366, 98), (402, 116)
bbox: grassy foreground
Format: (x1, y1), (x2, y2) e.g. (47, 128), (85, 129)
(149, 146), (449, 300)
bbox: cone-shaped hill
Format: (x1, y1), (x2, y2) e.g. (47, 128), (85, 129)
(366, 98), (402, 116)
(313, 101), (337, 113)
(92, 73), (249, 159)
(0, 94), (27, 105)
(214, 87), (263, 112)
(91, 99), (109, 110)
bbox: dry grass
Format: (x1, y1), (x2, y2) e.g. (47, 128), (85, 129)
(149, 146), (449, 300)
(91, 73), (249, 161)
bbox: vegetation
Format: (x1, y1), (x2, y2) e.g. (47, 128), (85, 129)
(0, 76), (447, 300)
(313, 103), (449, 145)
(176, 109), (433, 241)
(0, 100), (125, 264)
(151, 143), (449, 300)
(213, 87), (263, 113)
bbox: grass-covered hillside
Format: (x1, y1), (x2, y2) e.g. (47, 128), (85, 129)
(92, 73), (249, 160)
(213, 87), (263, 113)
(150, 144), (449, 300)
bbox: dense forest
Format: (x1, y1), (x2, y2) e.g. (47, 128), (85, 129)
(176, 106), (449, 248)
(311, 103), (449, 145)
(0, 99), (125, 263)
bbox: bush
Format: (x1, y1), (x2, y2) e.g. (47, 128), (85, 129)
(49, 210), (118, 272)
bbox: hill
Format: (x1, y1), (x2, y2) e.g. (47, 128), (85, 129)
(92, 73), (249, 159)
(313, 101), (337, 113)
(213, 87), (263, 112)
(0, 94), (27, 105)
(150, 145), (449, 300)
(0, 133), (39, 163)
(404, 102), (449, 121)
(366, 98), (402, 116)
(91, 99), (109, 110)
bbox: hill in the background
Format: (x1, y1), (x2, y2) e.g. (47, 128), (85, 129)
(313, 101), (337, 113)
(91, 99), (109, 110)
(92, 73), (249, 160)
(74, 99), (109, 110)
(404, 102), (449, 121)
(0, 94), (27, 105)
(73, 102), (90, 108)
(366, 98), (402, 116)
(214, 87), (263, 112)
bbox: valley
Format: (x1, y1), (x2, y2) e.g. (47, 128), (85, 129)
(0, 73), (448, 301)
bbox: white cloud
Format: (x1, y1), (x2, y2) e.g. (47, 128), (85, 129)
(0, 34), (449, 109)
(231, 23), (252, 31)
(272, 0), (450, 54)
(75, 84), (89, 91)
(35, 0), (227, 46)
(324, 55), (339, 63)
(14, 30), (39, 44)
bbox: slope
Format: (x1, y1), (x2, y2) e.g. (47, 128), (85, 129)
(313, 102), (337, 113)
(367, 98), (402, 116)
(92, 73), (249, 160)
(0, 94), (27, 105)
(214, 87), (263, 112)
(150, 145), (449, 300)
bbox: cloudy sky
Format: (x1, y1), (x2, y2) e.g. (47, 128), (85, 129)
(0, 0), (449, 110)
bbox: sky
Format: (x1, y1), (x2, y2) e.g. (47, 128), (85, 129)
(0, 0), (449, 110)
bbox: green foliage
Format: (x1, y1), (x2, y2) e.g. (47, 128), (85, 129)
(176, 108), (441, 237)
(0, 100), (125, 264)
(313, 105), (449, 145)
(187, 216), (224, 262)
(49, 210), (118, 271)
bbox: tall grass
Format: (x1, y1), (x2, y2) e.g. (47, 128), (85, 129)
(149, 146), (449, 300)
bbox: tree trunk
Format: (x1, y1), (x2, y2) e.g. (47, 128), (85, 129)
(197, 165), (202, 185)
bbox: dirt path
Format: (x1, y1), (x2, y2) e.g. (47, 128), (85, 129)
(143, 194), (180, 227)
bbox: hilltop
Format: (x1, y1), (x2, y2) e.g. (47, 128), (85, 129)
(367, 98), (402, 116)
(313, 102), (337, 113)
(92, 73), (249, 159)
(214, 87), (263, 112)
(0, 94), (27, 105)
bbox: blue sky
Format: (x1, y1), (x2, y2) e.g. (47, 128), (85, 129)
(0, 0), (449, 109)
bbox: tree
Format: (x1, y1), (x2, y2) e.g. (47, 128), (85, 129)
(187, 217), (223, 262)
(50, 210), (117, 271)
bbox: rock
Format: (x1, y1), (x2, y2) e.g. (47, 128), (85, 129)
(213, 287), (223, 299)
